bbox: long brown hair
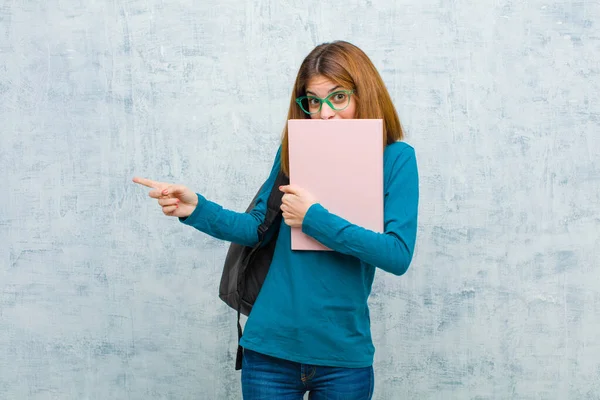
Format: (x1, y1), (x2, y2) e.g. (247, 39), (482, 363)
(280, 40), (403, 176)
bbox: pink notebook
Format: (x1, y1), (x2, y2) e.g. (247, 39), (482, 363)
(287, 119), (384, 251)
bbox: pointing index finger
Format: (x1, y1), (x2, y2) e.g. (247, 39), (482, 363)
(133, 177), (161, 189)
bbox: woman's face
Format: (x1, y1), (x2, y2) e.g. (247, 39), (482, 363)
(305, 75), (356, 120)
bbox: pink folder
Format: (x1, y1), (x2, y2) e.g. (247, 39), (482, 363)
(287, 119), (384, 251)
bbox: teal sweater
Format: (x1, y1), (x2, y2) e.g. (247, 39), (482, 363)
(181, 141), (419, 367)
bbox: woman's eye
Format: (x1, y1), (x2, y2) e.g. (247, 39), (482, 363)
(333, 93), (347, 102)
(308, 98), (320, 106)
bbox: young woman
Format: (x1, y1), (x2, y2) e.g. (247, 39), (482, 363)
(134, 40), (419, 400)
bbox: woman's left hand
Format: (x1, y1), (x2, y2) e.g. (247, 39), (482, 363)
(279, 185), (318, 228)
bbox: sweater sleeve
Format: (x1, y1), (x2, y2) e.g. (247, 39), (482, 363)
(178, 147), (282, 247)
(301, 144), (419, 276)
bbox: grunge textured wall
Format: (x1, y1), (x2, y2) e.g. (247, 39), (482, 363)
(1, 1), (599, 399)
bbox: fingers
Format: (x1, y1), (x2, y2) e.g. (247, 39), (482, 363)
(148, 189), (163, 199)
(159, 197), (180, 215)
(282, 193), (296, 205)
(147, 185), (185, 199)
(158, 198), (179, 207)
(162, 205), (178, 215)
(134, 177), (186, 217)
(161, 185), (187, 197)
(133, 177), (162, 189)
(162, 185), (186, 196)
(133, 177), (168, 200)
(281, 212), (297, 227)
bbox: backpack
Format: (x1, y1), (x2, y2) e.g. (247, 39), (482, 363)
(218, 170), (289, 370)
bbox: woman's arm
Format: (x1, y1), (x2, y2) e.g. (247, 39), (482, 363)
(179, 147), (282, 247)
(301, 144), (419, 276)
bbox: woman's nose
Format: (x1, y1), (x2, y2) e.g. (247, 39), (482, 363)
(320, 103), (336, 120)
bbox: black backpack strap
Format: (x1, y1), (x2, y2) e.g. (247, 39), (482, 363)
(235, 241), (261, 370)
(234, 170), (289, 370)
(267, 171), (289, 211)
(235, 308), (244, 370)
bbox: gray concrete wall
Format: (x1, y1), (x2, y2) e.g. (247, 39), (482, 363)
(1, 1), (599, 399)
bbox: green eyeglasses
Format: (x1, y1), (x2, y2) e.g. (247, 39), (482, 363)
(295, 90), (355, 115)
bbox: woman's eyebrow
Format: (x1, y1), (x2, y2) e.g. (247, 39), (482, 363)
(306, 86), (341, 95)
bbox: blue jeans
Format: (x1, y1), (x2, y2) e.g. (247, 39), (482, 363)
(241, 348), (374, 400)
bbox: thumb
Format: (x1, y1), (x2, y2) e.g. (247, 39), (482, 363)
(280, 184), (302, 195)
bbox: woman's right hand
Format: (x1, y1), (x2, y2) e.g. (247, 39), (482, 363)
(133, 177), (198, 218)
